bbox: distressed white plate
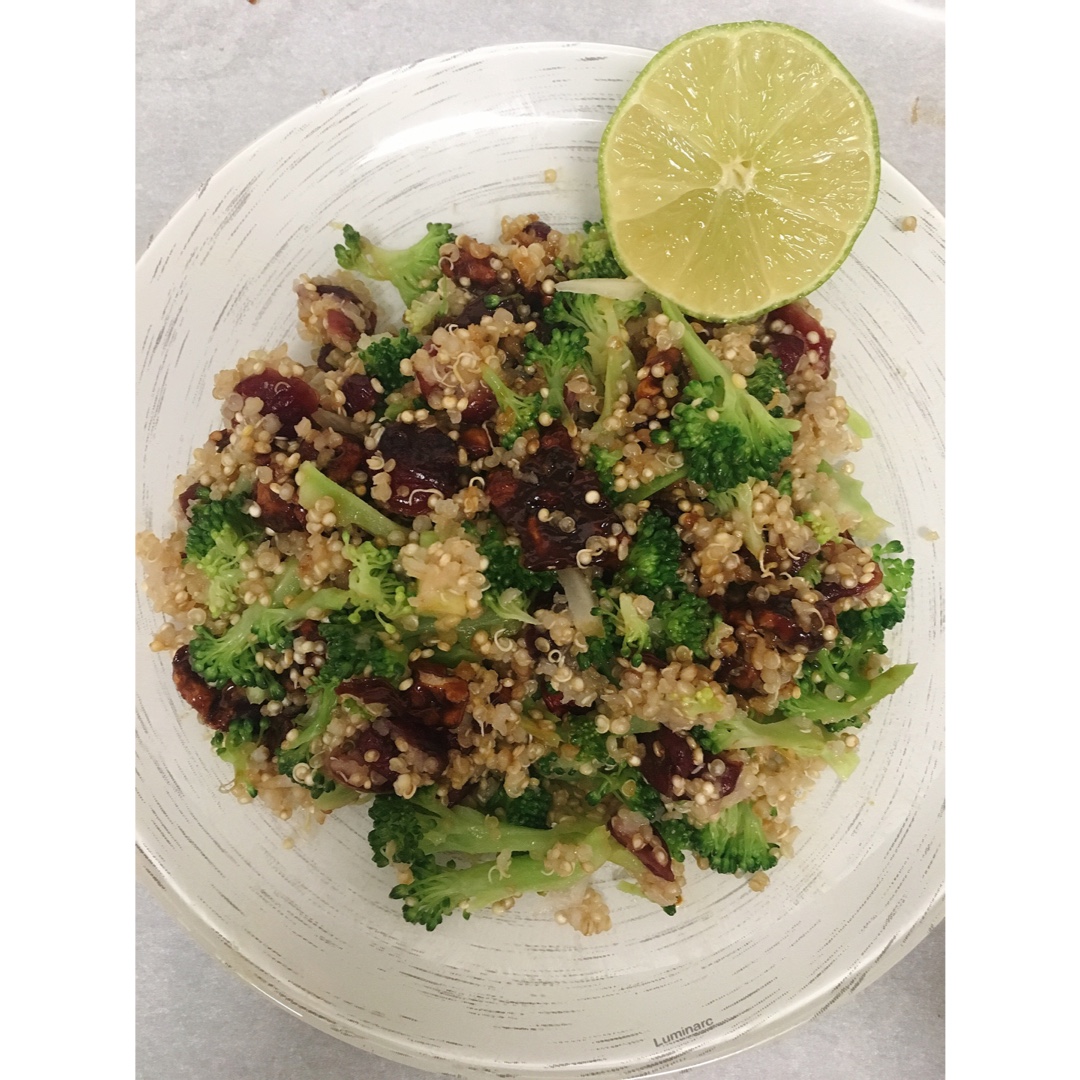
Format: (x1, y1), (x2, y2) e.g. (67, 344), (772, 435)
(136, 42), (944, 1080)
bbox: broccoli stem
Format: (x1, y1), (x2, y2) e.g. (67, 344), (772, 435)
(660, 299), (729, 384)
(295, 461), (406, 542)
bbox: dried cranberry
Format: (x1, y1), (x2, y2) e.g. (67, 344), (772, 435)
(460, 383), (497, 423)
(234, 370), (319, 437)
(606, 812), (675, 882)
(768, 303), (831, 376)
(817, 562), (883, 601)
(638, 727), (699, 797)
(178, 484), (202, 517)
(341, 374), (378, 415)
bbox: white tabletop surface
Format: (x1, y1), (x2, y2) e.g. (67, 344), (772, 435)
(135, 1), (945, 1077)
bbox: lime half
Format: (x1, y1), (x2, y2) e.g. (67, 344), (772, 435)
(599, 22), (880, 322)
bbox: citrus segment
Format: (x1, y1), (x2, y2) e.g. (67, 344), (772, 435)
(599, 22), (880, 321)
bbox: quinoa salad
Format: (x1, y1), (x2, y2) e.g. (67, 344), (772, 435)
(137, 214), (915, 934)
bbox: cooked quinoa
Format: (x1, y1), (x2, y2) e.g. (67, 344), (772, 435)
(138, 213), (915, 933)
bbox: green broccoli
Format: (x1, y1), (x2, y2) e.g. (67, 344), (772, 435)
(484, 587), (541, 626)
(276, 684), (339, 780)
(587, 444), (622, 499)
(368, 791), (657, 930)
(615, 509), (682, 598)
(663, 299), (800, 495)
(524, 327), (587, 419)
(480, 364), (542, 448)
(652, 585), (714, 659)
(534, 716), (665, 820)
(782, 541), (916, 730)
(402, 277), (456, 335)
(568, 220), (626, 280)
(341, 534), (412, 626)
(659, 802), (778, 875)
(545, 291), (644, 424)
(615, 592), (651, 665)
(295, 461), (406, 541)
(744, 354), (787, 414)
(184, 488), (261, 619)
(315, 608), (409, 687)
(476, 525), (557, 596)
(358, 329), (420, 393)
(481, 783), (554, 830)
(335, 222), (454, 306)
(211, 714), (270, 798)
(782, 649), (916, 729)
(187, 564), (352, 697)
(836, 541), (914, 653)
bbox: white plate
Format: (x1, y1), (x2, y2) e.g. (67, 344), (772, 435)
(136, 42), (944, 1080)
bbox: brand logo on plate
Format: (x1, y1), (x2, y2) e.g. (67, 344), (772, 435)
(653, 1017), (717, 1047)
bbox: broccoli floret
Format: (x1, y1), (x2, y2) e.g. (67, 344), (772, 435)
(276, 685), (338, 780)
(482, 783), (554, 830)
(690, 710), (828, 758)
(403, 277), (455, 335)
(341, 534), (412, 626)
(211, 714), (270, 798)
(585, 765), (665, 820)
(369, 791), (657, 929)
(615, 592), (651, 665)
(184, 489), (261, 618)
(545, 292), (644, 424)
(615, 509), (682, 598)
(782, 653), (916, 729)
(663, 299), (800, 495)
(776, 471), (794, 498)
(710, 481), (766, 564)
(335, 222), (454, 306)
(587, 445), (622, 499)
(524, 327), (587, 419)
(568, 219), (626, 280)
(744, 354), (787, 414)
(315, 609), (409, 687)
(652, 585), (713, 659)
(783, 542), (916, 731)
(187, 565), (351, 697)
(665, 802), (778, 875)
(535, 716), (665, 820)
(295, 461), (406, 540)
(565, 714), (614, 765)
(476, 526), (557, 596)
(358, 329), (420, 394)
(484, 587), (541, 626)
(480, 364), (542, 448)
(836, 541), (914, 653)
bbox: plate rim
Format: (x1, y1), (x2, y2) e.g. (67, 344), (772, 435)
(136, 38), (945, 1079)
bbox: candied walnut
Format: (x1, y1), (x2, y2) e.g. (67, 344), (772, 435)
(254, 481), (307, 533)
(323, 437), (364, 484)
(485, 430), (618, 571)
(371, 423), (460, 517)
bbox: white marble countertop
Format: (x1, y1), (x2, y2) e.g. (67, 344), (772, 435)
(136, 2), (945, 1076)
